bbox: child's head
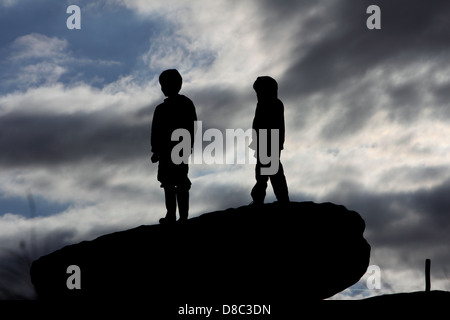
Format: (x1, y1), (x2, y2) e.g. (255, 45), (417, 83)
(253, 76), (278, 100)
(159, 69), (182, 97)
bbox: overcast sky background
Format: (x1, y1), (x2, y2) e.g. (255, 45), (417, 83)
(1, 0), (450, 299)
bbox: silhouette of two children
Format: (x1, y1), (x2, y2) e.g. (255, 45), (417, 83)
(151, 70), (289, 224)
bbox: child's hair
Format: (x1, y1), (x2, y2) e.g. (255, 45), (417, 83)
(253, 76), (278, 98)
(159, 69), (183, 95)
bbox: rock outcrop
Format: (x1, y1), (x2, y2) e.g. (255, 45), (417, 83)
(30, 201), (370, 302)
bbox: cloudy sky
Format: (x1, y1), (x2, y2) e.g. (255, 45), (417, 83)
(1, 0), (450, 299)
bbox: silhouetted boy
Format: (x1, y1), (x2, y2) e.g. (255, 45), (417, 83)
(250, 76), (289, 205)
(151, 69), (197, 224)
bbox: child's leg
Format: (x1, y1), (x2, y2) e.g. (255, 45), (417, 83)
(163, 186), (177, 222)
(251, 162), (269, 204)
(176, 188), (189, 221)
(270, 161), (289, 203)
(175, 171), (191, 221)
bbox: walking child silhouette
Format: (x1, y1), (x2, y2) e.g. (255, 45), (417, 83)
(151, 69), (197, 224)
(250, 76), (290, 205)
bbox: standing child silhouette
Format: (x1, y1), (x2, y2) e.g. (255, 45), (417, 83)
(151, 69), (197, 224)
(250, 76), (290, 205)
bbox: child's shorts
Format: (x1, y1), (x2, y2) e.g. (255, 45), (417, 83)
(157, 160), (191, 190)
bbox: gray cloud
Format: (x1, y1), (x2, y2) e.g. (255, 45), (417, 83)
(322, 175), (450, 271)
(190, 85), (253, 130)
(0, 111), (150, 167)
(275, 0), (450, 126)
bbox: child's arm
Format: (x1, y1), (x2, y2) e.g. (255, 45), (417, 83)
(190, 104), (198, 151)
(151, 153), (159, 163)
(279, 101), (285, 151)
(151, 106), (161, 162)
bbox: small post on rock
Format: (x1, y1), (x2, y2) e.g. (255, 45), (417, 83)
(425, 258), (431, 292)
